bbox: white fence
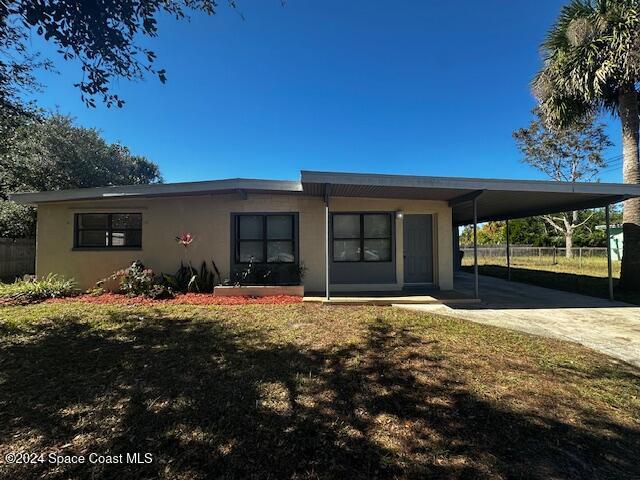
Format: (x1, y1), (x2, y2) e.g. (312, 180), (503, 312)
(0, 238), (36, 280)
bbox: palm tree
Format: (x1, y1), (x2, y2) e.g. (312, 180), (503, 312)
(534, 0), (640, 290)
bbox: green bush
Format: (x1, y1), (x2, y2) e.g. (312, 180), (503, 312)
(0, 274), (78, 304)
(162, 260), (221, 293)
(118, 260), (156, 296)
(101, 260), (174, 298)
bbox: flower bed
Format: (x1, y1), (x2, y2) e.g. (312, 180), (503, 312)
(44, 293), (303, 306)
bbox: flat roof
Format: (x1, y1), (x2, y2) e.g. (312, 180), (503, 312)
(10, 170), (640, 225)
(9, 178), (302, 204)
(301, 171), (640, 225)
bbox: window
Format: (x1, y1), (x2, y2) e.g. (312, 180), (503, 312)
(235, 214), (296, 264)
(333, 213), (392, 262)
(75, 213), (142, 248)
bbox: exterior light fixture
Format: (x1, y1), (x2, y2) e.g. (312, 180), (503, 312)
(395, 210), (404, 219)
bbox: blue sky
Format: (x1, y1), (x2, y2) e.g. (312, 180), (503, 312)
(29, 0), (623, 183)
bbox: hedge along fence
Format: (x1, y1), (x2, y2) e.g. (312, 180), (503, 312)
(0, 238), (36, 281)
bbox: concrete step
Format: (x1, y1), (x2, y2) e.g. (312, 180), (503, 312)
(303, 296), (481, 306)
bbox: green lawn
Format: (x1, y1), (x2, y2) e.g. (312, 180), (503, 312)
(462, 254), (621, 278)
(0, 303), (639, 479)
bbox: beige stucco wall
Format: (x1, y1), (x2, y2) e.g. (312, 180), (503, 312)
(35, 193), (453, 292)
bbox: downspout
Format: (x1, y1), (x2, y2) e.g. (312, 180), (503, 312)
(324, 183), (332, 300)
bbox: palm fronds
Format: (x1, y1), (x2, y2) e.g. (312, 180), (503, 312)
(534, 0), (640, 127)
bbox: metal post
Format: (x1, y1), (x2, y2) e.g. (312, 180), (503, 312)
(606, 205), (614, 301)
(579, 248), (582, 270)
(473, 197), (479, 299)
(324, 183), (332, 301)
(506, 219), (511, 281)
(325, 199), (330, 301)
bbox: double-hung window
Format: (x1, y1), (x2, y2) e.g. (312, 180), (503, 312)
(74, 213), (142, 248)
(235, 214), (296, 264)
(333, 213), (392, 262)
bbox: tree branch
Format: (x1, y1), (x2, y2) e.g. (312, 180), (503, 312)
(571, 211), (595, 230)
(542, 215), (567, 234)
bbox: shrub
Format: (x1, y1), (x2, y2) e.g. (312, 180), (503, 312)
(118, 261), (155, 296)
(146, 283), (175, 300)
(162, 260), (221, 293)
(100, 261), (174, 298)
(0, 274), (78, 304)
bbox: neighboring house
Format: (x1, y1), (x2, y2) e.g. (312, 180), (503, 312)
(10, 171), (640, 294)
(596, 224), (624, 261)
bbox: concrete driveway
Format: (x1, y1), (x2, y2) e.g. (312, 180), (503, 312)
(399, 272), (640, 367)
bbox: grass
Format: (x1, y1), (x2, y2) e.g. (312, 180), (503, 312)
(462, 255), (621, 278)
(0, 303), (638, 479)
(461, 256), (640, 305)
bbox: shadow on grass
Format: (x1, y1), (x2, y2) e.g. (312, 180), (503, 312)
(461, 265), (640, 305)
(0, 313), (638, 479)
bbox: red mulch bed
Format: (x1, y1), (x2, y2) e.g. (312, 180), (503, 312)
(44, 293), (303, 306)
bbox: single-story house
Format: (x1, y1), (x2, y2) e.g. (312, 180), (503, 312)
(10, 170), (640, 296)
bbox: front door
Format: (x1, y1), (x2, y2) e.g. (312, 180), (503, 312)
(403, 214), (433, 284)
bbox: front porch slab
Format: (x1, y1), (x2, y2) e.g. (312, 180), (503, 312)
(303, 290), (479, 306)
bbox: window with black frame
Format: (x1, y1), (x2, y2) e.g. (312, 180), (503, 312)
(74, 213), (142, 248)
(235, 214), (296, 264)
(332, 213), (392, 262)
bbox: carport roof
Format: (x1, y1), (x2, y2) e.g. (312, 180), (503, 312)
(10, 170), (640, 226)
(300, 171), (640, 225)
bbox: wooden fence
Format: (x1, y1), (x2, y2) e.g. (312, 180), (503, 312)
(0, 237), (36, 281)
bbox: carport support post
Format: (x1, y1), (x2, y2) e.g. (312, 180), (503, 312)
(606, 204), (613, 301)
(324, 184), (332, 301)
(506, 219), (511, 281)
(473, 197), (479, 299)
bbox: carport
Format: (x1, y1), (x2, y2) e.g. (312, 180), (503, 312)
(301, 171), (640, 301)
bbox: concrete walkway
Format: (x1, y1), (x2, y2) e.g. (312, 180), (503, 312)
(398, 272), (640, 367)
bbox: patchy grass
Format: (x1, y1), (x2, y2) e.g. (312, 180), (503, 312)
(462, 254), (621, 278)
(0, 303), (638, 479)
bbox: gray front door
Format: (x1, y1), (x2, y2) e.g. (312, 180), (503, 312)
(403, 214), (433, 284)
